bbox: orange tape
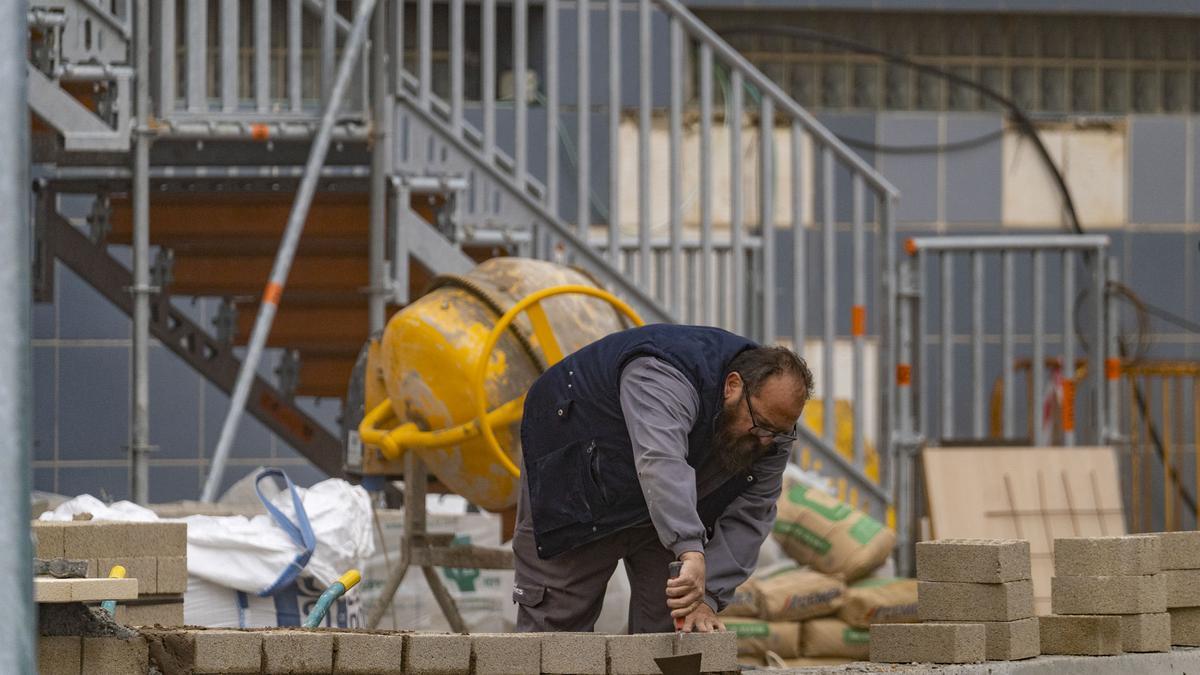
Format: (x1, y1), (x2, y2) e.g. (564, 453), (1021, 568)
(1062, 379), (1076, 432)
(263, 281), (283, 306)
(851, 305), (866, 336)
(897, 364), (911, 386)
(250, 123), (271, 141)
(904, 238), (918, 256)
(1105, 357), (1121, 380)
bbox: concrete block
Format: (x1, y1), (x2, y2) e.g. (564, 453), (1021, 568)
(115, 601), (184, 627)
(95, 557), (156, 595)
(156, 556), (187, 595)
(35, 577), (139, 603)
(141, 522), (188, 557)
(1171, 607), (1200, 646)
(1054, 536), (1161, 577)
(675, 631), (738, 674)
(869, 623), (986, 664)
(262, 630), (334, 674)
(1050, 574), (1167, 615)
(404, 633), (471, 675)
(1038, 614), (1123, 656)
(32, 521), (65, 558)
(332, 632), (406, 675)
(81, 636), (149, 675)
(471, 633), (541, 675)
(1165, 568), (1200, 607)
(63, 522), (138, 559)
(916, 579), (1034, 622)
(193, 629), (263, 674)
(606, 634), (675, 675)
(916, 539), (1031, 583)
(1120, 613), (1171, 653)
(1157, 531), (1200, 570)
(539, 633), (607, 674)
(933, 617), (1039, 661)
(38, 635), (81, 675)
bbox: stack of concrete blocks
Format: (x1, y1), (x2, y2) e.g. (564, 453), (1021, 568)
(1157, 531), (1200, 647)
(1043, 535), (1169, 655)
(38, 628), (739, 674)
(32, 520), (188, 627)
(872, 539), (1038, 664)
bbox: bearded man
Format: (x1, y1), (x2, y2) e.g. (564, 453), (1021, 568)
(511, 323), (813, 633)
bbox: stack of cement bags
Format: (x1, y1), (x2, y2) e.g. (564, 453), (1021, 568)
(723, 482), (915, 668)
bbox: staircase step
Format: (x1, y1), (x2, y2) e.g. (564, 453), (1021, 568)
(296, 352), (359, 399)
(234, 303), (369, 352)
(172, 254), (368, 296)
(110, 193), (369, 242)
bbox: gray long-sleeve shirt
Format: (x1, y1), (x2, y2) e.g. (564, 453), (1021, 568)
(618, 356), (789, 613)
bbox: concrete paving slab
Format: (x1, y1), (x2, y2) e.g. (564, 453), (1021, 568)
(917, 539), (1031, 583)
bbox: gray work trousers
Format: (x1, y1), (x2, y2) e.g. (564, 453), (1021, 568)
(512, 477), (676, 633)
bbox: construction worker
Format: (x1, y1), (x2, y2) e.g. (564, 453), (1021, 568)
(512, 323), (812, 633)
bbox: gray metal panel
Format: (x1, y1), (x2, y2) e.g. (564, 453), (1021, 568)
(1126, 232), (1190, 334)
(58, 347), (129, 460)
(148, 345), (202, 460)
(944, 115), (1003, 224)
(32, 346), (54, 463)
(814, 112), (876, 223)
(877, 113), (937, 224)
(557, 6), (668, 109)
(1130, 116), (1187, 224)
(148, 466), (202, 503)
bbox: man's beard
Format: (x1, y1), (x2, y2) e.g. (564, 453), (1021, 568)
(712, 405), (765, 474)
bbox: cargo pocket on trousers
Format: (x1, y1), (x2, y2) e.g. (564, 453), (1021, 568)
(512, 584), (545, 607)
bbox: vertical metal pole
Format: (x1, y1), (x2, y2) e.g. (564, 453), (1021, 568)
(576, 0), (590, 237)
(255, 0), (270, 113)
(220, 0), (239, 112)
(971, 251), (984, 438)
(699, 45), (714, 326)
(791, 122), (806, 353)
(323, 0), (336, 100)
(850, 174), (864, 469)
(450, 0), (464, 129)
(202, 0), (380, 501)
(760, 97), (776, 344)
(515, 0), (529, 180)
(1103, 254), (1116, 444)
(288, 0), (302, 112)
(483, 0), (496, 156)
(940, 251), (953, 440)
(157, 0), (176, 117)
(368, 0), (389, 334)
(1063, 251), (1075, 446)
(915, 250), (927, 436)
(418, 0), (431, 105)
(878, 194), (895, 489)
(186, 0), (208, 112)
(0, 0), (34, 666)
(606, 0), (619, 265)
(668, 18), (683, 317)
(821, 146), (834, 446)
(1002, 250), (1014, 437)
(637, 0), (651, 288)
(730, 70), (744, 334)
(1032, 250), (1046, 446)
(130, 0), (153, 505)
(545, 0), (559, 215)
(894, 258), (915, 577)
(392, 0), (404, 90)
(391, 183), (412, 305)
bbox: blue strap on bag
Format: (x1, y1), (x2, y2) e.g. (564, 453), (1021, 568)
(254, 468), (317, 597)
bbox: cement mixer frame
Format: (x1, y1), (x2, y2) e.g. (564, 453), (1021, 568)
(361, 282), (644, 631)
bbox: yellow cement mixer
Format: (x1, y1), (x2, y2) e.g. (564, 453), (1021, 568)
(347, 257), (643, 511)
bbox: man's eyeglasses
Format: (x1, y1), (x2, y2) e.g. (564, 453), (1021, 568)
(740, 377), (798, 443)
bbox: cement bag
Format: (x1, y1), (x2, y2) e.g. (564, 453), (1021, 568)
(721, 578), (762, 618)
(801, 617), (870, 659)
(757, 566), (845, 621)
(771, 484), (894, 582)
(184, 575), (363, 628)
(723, 619), (802, 659)
(838, 577), (918, 628)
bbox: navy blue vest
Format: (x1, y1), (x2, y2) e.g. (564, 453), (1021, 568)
(520, 324), (758, 559)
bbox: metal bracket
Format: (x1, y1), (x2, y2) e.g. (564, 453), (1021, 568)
(213, 298), (238, 345)
(151, 248), (174, 290)
(86, 192), (110, 244)
(275, 350), (301, 401)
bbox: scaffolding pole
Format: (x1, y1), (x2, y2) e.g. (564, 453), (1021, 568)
(130, 0), (153, 504)
(368, 0), (389, 334)
(202, 0), (380, 502)
(0, 0), (35, 669)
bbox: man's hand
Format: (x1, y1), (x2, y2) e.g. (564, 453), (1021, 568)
(666, 551), (706, 618)
(680, 602), (725, 633)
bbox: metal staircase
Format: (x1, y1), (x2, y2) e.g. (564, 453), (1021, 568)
(28, 0), (899, 519)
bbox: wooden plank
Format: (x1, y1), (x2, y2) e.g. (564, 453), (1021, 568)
(923, 446), (1125, 616)
(35, 577), (139, 603)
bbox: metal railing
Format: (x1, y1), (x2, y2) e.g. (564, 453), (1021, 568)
(387, 0), (900, 517)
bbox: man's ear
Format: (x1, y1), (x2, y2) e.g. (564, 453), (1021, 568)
(723, 371), (742, 400)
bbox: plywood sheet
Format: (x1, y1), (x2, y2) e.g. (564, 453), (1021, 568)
(923, 446), (1125, 615)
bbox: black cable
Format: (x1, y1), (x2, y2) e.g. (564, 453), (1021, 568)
(835, 127), (1006, 155)
(718, 25), (1084, 234)
(1141, 299), (1200, 335)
